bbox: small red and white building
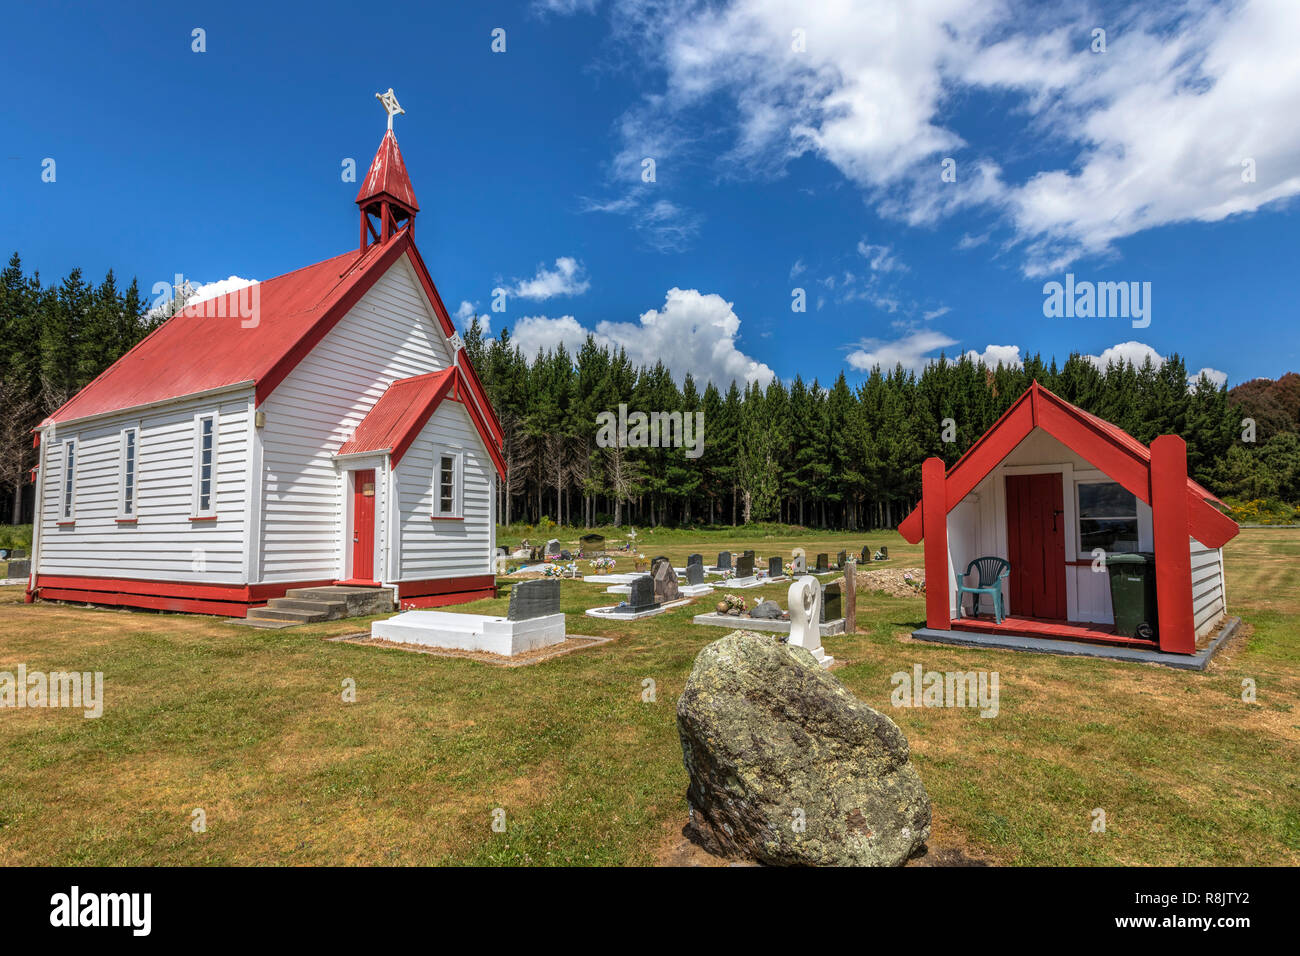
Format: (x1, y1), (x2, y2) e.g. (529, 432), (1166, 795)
(26, 110), (505, 617)
(899, 382), (1239, 655)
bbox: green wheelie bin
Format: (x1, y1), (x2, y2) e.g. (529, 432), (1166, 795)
(1105, 552), (1158, 640)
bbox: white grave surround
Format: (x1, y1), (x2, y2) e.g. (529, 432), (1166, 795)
(787, 575), (833, 668)
(585, 598), (690, 621)
(371, 609), (566, 656)
(725, 573), (765, 589)
(583, 573), (640, 585)
(677, 581), (714, 597)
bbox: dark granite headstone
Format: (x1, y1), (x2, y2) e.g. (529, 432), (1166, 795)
(821, 581), (842, 622)
(545, 538), (560, 556)
(861, 546), (871, 565)
(742, 549), (755, 561)
(7, 559), (30, 579)
(836, 550), (847, 569)
(768, 556), (783, 578)
(651, 557), (681, 603)
(624, 574), (660, 613)
(749, 600), (783, 620)
(559, 549), (572, 561)
(815, 552), (829, 572)
(685, 562), (705, 586)
(735, 554), (754, 579)
(687, 553), (703, 569)
(580, 533), (605, 553)
(878, 546), (889, 560)
(716, 551), (732, 570)
(508, 579), (561, 621)
(9, 548), (27, 560)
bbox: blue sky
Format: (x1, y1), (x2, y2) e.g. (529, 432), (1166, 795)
(2, 0), (1297, 389)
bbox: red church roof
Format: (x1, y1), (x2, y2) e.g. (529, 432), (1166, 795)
(338, 365), (505, 476)
(39, 227), (505, 437)
(897, 382), (1238, 549)
(355, 129), (419, 212)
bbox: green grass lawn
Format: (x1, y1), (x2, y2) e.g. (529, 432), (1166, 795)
(0, 527), (1296, 865)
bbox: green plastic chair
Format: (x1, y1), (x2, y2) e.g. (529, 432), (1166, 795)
(956, 557), (1010, 624)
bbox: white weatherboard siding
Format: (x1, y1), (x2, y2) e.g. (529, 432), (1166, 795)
(258, 256), (453, 583)
(393, 401), (493, 581)
(1191, 538), (1226, 637)
(37, 391), (253, 583)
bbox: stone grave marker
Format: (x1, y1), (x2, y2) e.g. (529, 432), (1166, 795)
(625, 575), (660, 613)
(821, 581), (842, 622)
(735, 554), (755, 580)
(651, 556), (681, 603)
(716, 551), (732, 570)
(687, 553), (703, 569)
(508, 579), (561, 621)
(836, 550), (847, 569)
(814, 552), (829, 573)
(861, 545), (871, 565)
(768, 556), (783, 578)
(792, 549), (806, 574)
(685, 562), (705, 586)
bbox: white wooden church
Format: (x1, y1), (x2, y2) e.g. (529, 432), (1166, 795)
(26, 92), (505, 617)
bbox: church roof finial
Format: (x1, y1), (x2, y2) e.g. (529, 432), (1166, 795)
(375, 87), (405, 131)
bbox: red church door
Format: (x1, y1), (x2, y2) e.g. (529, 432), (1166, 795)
(1005, 473), (1067, 620)
(350, 469), (376, 583)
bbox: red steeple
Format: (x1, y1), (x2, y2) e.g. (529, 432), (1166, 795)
(357, 126), (419, 250)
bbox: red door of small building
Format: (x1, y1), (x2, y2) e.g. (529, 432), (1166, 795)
(1006, 473), (1067, 620)
(351, 469), (376, 583)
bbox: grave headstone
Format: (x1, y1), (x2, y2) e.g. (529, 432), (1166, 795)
(735, 554), (755, 579)
(861, 546), (871, 565)
(580, 533), (606, 554)
(7, 559), (30, 579)
(716, 551), (732, 570)
(9, 549), (27, 560)
(625, 574), (660, 612)
(768, 556), (783, 579)
(877, 546), (889, 560)
(792, 550), (806, 574)
(815, 552), (829, 573)
(652, 558), (682, 603)
(685, 562), (705, 586)
(836, 550), (846, 570)
(742, 549), (755, 562)
(559, 550), (572, 561)
(687, 553), (703, 569)
(545, 538), (561, 556)
(508, 579), (561, 621)
(821, 581), (842, 622)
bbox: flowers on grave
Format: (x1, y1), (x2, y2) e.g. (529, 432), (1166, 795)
(784, 561), (795, 576)
(588, 556), (616, 573)
(720, 567), (736, 579)
(903, 572), (925, 594)
(540, 563), (564, 578)
(715, 593), (747, 616)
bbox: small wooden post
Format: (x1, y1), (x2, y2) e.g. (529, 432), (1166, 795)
(843, 558), (857, 634)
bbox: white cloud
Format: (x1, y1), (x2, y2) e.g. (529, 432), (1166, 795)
(582, 191), (701, 252)
(455, 299), (488, 334)
(509, 287), (775, 387)
(150, 274), (256, 316)
(1083, 341), (1226, 388)
(965, 344), (1022, 368)
(922, 306), (951, 321)
(606, 0), (1300, 275)
(856, 240), (906, 273)
(846, 329), (959, 373)
(512, 314), (591, 357)
(511, 256), (591, 300)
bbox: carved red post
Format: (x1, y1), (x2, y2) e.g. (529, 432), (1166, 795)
(1150, 435), (1195, 653)
(921, 456), (949, 630)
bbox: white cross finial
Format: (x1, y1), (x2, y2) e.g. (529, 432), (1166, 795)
(376, 88), (405, 131)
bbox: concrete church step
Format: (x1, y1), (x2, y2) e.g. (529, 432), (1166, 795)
(242, 586), (395, 626)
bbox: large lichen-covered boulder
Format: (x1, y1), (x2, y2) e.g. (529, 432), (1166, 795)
(677, 630), (930, 866)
